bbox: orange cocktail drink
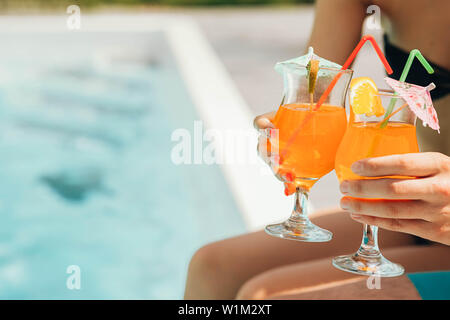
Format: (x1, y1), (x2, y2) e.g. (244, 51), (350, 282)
(335, 122), (419, 182)
(273, 103), (347, 190)
(332, 77), (418, 277)
(262, 61), (353, 242)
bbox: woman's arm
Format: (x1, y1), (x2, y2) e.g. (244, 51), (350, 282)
(340, 152), (450, 245)
(307, 0), (367, 64)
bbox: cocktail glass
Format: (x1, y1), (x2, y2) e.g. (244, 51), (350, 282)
(262, 64), (353, 242)
(333, 90), (418, 276)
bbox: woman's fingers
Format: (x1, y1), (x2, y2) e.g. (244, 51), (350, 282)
(284, 182), (296, 196)
(340, 197), (439, 222)
(351, 152), (446, 178)
(253, 112), (276, 130)
(339, 177), (435, 200)
(340, 176), (449, 202)
(255, 112), (276, 163)
(349, 214), (435, 241)
(256, 112), (280, 167)
(257, 135), (272, 164)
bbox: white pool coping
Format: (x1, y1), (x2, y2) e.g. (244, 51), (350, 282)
(165, 17), (293, 231)
(0, 14), (292, 231)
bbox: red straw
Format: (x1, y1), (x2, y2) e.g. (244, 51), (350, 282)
(314, 35), (393, 110)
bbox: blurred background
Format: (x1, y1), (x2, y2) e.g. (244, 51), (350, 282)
(1, 0), (313, 8)
(0, 0), (384, 299)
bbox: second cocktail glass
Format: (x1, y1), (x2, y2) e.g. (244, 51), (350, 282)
(333, 89), (418, 276)
(263, 64), (353, 242)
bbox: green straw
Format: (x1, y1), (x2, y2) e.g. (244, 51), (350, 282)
(379, 49), (434, 128)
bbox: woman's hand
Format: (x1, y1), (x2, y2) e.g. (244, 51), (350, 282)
(340, 152), (450, 245)
(254, 112), (296, 196)
(254, 111), (275, 166)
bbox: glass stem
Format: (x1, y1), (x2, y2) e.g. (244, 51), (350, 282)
(288, 188), (309, 225)
(357, 224), (381, 258)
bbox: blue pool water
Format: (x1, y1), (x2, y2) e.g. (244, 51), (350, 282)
(0, 31), (245, 299)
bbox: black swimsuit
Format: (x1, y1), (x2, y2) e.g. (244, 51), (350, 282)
(384, 34), (450, 100)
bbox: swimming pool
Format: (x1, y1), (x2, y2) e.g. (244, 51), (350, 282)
(0, 23), (245, 298)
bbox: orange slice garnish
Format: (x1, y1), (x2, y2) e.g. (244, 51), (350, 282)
(349, 77), (384, 117)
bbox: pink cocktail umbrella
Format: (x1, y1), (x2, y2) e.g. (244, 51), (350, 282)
(384, 77), (440, 132)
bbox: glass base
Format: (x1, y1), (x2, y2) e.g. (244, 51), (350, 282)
(332, 253), (405, 277)
(265, 219), (332, 242)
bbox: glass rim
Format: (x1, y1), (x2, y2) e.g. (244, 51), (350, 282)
(349, 88), (403, 98)
(376, 89), (400, 97)
(281, 63), (354, 75)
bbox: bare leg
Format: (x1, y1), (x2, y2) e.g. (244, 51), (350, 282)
(273, 275), (421, 300)
(236, 244), (450, 299)
(184, 208), (416, 299)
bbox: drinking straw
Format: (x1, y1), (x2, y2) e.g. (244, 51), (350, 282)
(314, 35), (393, 111)
(379, 49), (434, 128)
(376, 103), (408, 127)
(376, 83), (435, 128)
(278, 36), (393, 165)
